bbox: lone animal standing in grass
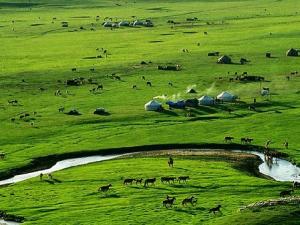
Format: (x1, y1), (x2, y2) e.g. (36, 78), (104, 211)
(280, 189), (293, 197)
(163, 196), (176, 208)
(283, 140), (289, 149)
(99, 184), (112, 192)
(39, 173), (43, 181)
(168, 157), (174, 167)
(146, 81), (152, 87)
(209, 205), (222, 214)
(182, 196), (197, 206)
(144, 178), (156, 187)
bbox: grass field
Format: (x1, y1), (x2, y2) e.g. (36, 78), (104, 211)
(1, 0), (300, 224)
(0, 152), (297, 225)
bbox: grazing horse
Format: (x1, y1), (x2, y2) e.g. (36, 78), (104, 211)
(209, 205), (222, 214)
(144, 178), (156, 187)
(161, 177), (176, 184)
(135, 178), (143, 185)
(146, 81), (152, 87)
(293, 181), (300, 189)
(163, 196), (176, 208)
(224, 136), (234, 143)
(168, 157), (174, 167)
(182, 196), (197, 206)
(123, 178), (135, 185)
(178, 176), (190, 183)
(280, 190), (293, 197)
(99, 184), (112, 192)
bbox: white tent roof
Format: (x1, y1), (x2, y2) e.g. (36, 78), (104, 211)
(217, 91), (236, 101)
(144, 100), (162, 111)
(198, 95), (214, 105)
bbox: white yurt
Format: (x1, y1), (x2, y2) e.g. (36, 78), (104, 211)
(217, 91), (237, 102)
(198, 95), (214, 105)
(144, 100), (162, 111)
(261, 89), (269, 96)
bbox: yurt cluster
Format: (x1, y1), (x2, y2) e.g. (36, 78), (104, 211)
(145, 91), (237, 111)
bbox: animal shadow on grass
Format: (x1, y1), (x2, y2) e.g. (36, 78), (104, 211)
(52, 178), (62, 183)
(100, 193), (121, 198)
(43, 180), (55, 185)
(174, 206), (206, 214)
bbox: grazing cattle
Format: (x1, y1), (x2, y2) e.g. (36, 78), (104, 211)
(39, 87), (46, 91)
(163, 196), (176, 208)
(144, 178), (156, 187)
(132, 85), (137, 89)
(58, 107), (65, 113)
(209, 205), (222, 214)
(204, 31), (208, 35)
(71, 68), (77, 72)
(123, 178), (135, 185)
(99, 184), (112, 192)
(90, 68), (95, 72)
(283, 140), (289, 149)
(248, 105), (256, 111)
(168, 82), (173, 86)
(115, 76), (121, 81)
(142, 76), (145, 80)
(11, 118), (16, 122)
(146, 81), (152, 87)
(229, 78), (234, 82)
(293, 181), (300, 189)
(0, 152), (5, 159)
(8, 99), (18, 105)
(178, 176), (190, 183)
(182, 196), (197, 206)
(135, 178), (143, 185)
(280, 190), (293, 197)
(224, 136), (234, 143)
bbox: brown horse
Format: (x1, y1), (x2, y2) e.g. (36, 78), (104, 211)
(209, 205), (221, 214)
(182, 196), (197, 206)
(99, 184), (112, 192)
(144, 178), (156, 187)
(163, 196), (176, 208)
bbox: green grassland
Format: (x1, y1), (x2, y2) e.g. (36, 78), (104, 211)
(0, 153), (297, 225)
(1, 0), (300, 224)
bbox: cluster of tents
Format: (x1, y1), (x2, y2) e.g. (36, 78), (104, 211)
(103, 20), (153, 28)
(145, 92), (237, 111)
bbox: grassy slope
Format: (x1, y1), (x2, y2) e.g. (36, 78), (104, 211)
(1, 0), (300, 172)
(0, 154), (296, 225)
(0, 1), (300, 223)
